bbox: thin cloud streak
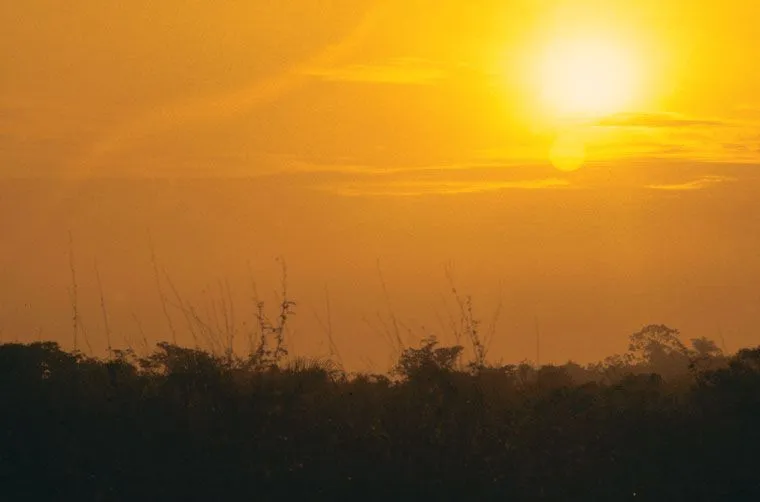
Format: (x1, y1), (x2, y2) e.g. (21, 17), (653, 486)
(320, 178), (571, 196)
(646, 175), (736, 191)
(597, 112), (728, 129)
(283, 158), (525, 175)
(572, 114), (760, 165)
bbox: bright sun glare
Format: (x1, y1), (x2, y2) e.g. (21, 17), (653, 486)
(524, 34), (644, 171)
(538, 37), (640, 118)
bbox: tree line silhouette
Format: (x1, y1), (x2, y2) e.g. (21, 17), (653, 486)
(1, 324), (759, 501)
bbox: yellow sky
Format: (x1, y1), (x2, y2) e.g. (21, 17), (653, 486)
(4, 1), (760, 177)
(2, 1), (760, 367)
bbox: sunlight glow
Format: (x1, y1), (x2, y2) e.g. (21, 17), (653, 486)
(538, 37), (641, 118)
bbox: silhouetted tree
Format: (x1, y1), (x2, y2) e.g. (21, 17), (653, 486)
(393, 336), (463, 381)
(0, 331), (757, 501)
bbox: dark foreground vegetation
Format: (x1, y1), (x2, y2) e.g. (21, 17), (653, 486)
(1, 324), (759, 501)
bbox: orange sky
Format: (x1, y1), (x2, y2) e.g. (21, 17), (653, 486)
(2, 1), (760, 368)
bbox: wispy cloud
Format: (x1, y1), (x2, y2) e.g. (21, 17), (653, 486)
(646, 175), (737, 191)
(571, 114), (760, 165)
(597, 112), (727, 129)
(320, 178), (570, 197)
(281, 158), (524, 175)
(303, 58), (448, 85)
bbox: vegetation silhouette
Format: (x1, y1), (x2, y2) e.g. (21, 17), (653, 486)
(1, 324), (759, 501)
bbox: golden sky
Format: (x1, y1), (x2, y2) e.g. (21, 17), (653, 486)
(2, 1), (760, 367)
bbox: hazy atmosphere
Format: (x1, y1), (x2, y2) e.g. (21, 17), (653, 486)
(3, 0), (760, 369)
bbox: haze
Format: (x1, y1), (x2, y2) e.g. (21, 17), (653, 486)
(2, 0), (760, 369)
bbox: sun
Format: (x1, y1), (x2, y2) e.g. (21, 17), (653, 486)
(550, 130), (586, 172)
(537, 36), (641, 118)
